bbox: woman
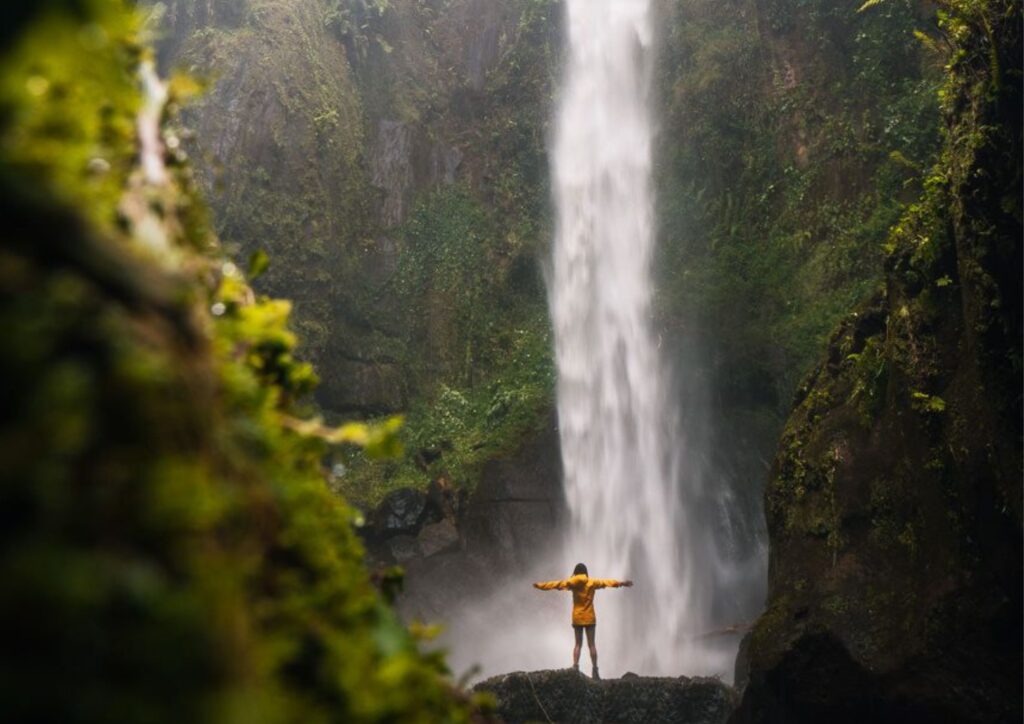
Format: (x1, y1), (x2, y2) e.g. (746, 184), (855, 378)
(533, 563), (633, 679)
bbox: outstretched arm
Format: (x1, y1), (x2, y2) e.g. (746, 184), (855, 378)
(592, 578), (634, 589)
(533, 579), (570, 590)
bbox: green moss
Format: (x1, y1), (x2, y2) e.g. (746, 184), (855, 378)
(656, 0), (942, 414)
(845, 334), (888, 426)
(338, 310), (554, 507)
(748, 595), (795, 655)
(749, 0), (1020, 697)
(821, 594), (852, 617)
(0, 4), (482, 720)
(0, 1), (140, 230)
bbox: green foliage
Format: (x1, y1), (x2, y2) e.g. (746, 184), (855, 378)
(247, 248), (270, 279)
(0, 0), (140, 230)
(846, 335), (888, 424)
(339, 313), (554, 507)
(322, 0), (392, 60)
(656, 0), (942, 414)
(910, 391), (946, 413)
(322, 0), (390, 37)
(0, 3), (481, 721)
(394, 186), (491, 300)
(760, 0), (1020, 650)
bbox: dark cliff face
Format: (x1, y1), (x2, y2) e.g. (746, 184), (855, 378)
(157, 0), (944, 518)
(652, 0), (943, 591)
(359, 415), (566, 627)
(733, 2), (1022, 722)
(155, 0), (562, 509)
(156, 0), (559, 417)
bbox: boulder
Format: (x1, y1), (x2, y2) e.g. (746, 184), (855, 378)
(417, 519), (459, 558)
(388, 535), (421, 564)
(474, 668), (737, 724)
(370, 487), (430, 539)
(396, 552), (491, 624)
(460, 415), (566, 570)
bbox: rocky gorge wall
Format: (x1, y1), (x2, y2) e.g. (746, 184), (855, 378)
(357, 416), (567, 678)
(653, 0), (942, 572)
(156, 0), (557, 417)
(156, 0), (1009, 700)
(156, 0), (560, 511)
(732, 1), (1022, 721)
(156, 0), (944, 532)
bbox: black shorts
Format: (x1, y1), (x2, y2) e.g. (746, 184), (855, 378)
(572, 623), (596, 644)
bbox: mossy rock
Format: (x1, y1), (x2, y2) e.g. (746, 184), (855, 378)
(734, 2), (1022, 721)
(0, 4), (483, 721)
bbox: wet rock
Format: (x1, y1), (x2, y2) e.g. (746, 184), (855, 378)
(474, 668), (737, 724)
(320, 358), (406, 415)
(397, 552), (491, 623)
(360, 480), (457, 566)
(417, 519), (459, 558)
(394, 417), (564, 626)
(429, 143), (463, 185)
(460, 414), (565, 571)
(370, 119), (413, 228)
(388, 535), (420, 564)
(459, 0), (513, 91)
(371, 488), (428, 538)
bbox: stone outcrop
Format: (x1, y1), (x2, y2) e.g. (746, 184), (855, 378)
(474, 669), (736, 724)
(458, 417), (566, 571)
(357, 416), (564, 624)
(731, 3), (1022, 722)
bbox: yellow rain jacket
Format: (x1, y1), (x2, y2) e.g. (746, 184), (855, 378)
(533, 574), (628, 626)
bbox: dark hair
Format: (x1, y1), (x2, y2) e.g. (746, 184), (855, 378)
(573, 563), (588, 577)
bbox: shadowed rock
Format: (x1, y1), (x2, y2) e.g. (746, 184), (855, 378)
(474, 668), (736, 724)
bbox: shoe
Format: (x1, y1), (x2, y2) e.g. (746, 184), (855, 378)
(592, 666), (600, 680)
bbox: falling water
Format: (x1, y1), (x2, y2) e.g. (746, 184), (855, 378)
(548, 0), (730, 677)
(423, 0), (765, 683)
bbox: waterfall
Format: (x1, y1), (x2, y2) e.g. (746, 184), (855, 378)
(548, 0), (730, 677)
(430, 0), (764, 683)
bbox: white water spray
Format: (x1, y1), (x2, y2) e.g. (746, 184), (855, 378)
(419, 1), (765, 683)
(548, 0), (726, 677)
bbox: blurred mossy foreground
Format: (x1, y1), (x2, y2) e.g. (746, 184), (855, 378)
(0, 2), (482, 721)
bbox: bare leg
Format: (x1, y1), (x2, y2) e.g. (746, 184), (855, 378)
(573, 626), (583, 669)
(585, 625), (598, 678)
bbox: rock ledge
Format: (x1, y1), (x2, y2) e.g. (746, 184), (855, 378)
(474, 668), (736, 724)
